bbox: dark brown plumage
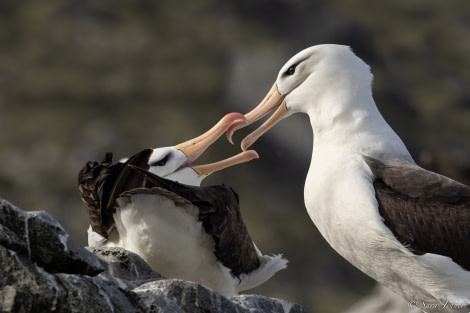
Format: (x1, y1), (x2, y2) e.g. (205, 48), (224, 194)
(78, 149), (153, 238)
(364, 156), (470, 270)
(78, 149), (260, 277)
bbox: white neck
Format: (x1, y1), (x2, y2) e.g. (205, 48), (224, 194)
(305, 92), (413, 163)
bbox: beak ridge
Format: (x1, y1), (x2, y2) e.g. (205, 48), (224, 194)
(241, 101), (288, 151)
(226, 82), (288, 150)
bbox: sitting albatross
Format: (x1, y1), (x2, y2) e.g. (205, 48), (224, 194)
(226, 45), (470, 309)
(78, 113), (287, 297)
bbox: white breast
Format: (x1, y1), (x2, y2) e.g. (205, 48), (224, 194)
(110, 192), (238, 296)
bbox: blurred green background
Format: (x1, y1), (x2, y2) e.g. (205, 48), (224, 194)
(1, 1), (469, 312)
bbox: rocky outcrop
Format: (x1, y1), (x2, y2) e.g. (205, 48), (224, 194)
(0, 198), (307, 313)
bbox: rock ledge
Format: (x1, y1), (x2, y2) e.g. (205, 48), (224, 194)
(0, 199), (307, 313)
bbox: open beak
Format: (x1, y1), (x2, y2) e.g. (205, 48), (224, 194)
(226, 83), (288, 151)
(174, 112), (259, 176)
(192, 150), (259, 176)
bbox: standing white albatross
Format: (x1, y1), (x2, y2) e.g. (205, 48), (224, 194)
(225, 45), (470, 310)
(78, 113), (287, 297)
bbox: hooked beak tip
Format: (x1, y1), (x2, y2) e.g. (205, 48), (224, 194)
(226, 119), (247, 145)
(241, 136), (252, 151)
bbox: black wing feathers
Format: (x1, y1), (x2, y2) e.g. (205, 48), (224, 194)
(78, 152), (122, 237)
(78, 149), (153, 238)
(364, 156), (470, 270)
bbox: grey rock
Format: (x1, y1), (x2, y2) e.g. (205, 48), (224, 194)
(0, 198), (308, 313)
(134, 279), (308, 313)
(53, 273), (138, 313)
(0, 245), (62, 312)
(134, 279), (242, 313)
(0, 199), (103, 275)
(233, 294), (307, 313)
(88, 246), (163, 289)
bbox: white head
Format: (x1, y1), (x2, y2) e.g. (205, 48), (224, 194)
(146, 147), (199, 184)
(276, 44), (372, 115)
(120, 148), (200, 185)
(225, 44), (377, 150)
(148, 145), (259, 186)
(145, 113), (259, 186)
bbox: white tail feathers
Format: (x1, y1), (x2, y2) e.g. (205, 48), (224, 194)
(237, 254), (288, 292)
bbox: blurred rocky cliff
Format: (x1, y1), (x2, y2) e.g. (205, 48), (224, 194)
(1, 1), (469, 312)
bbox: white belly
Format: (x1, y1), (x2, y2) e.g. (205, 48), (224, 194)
(112, 193), (237, 296)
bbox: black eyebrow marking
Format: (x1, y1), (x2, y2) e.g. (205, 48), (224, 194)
(150, 153), (170, 167)
(282, 57), (308, 77)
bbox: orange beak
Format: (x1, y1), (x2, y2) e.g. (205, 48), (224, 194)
(174, 112), (259, 176)
(226, 83), (288, 151)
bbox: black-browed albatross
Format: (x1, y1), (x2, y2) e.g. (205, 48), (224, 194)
(225, 45), (470, 310)
(78, 113), (287, 297)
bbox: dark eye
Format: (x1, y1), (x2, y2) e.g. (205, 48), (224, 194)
(285, 65), (297, 76)
(150, 154), (170, 167)
(283, 58), (308, 77)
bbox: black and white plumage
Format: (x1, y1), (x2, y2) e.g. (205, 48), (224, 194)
(78, 114), (287, 297)
(226, 44), (470, 309)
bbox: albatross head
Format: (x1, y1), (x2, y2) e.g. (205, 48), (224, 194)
(148, 112), (258, 186)
(147, 145), (258, 186)
(226, 44), (374, 150)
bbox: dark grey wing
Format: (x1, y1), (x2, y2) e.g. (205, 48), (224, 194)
(118, 187), (193, 210)
(78, 149), (154, 238)
(78, 152), (121, 237)
(364, 156), (470, 270)
(101, 149), (154, 211)
(184, 184), (261, 277)
(129, 166), (261, 277)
